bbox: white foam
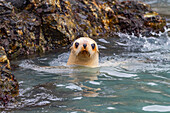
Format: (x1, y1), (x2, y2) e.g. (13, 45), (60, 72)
(56, 84), (65, 87)
(147, 82), (158, 86)
(101, 68), (137, 78)
(107, 107), (115, 110)
(89, 81), (101, 85)
(37, 101), (50, 106)
(65, 83), (82, 91)
(98, 38), (110, 43)
(49, 52), (69, 66)
(98, 45), (107, 49)
(72, 97), (83, 100)
(143, 105), (170, 112)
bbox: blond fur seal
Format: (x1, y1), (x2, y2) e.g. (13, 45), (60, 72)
(67, 37), (99, 68)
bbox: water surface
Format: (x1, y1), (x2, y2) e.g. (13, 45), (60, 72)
(3, 26), (168, 113)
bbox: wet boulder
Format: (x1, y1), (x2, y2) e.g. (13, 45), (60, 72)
(117, 1), (166, 36)
(0, 0), (70, 59)
(28, 0), (166, 39)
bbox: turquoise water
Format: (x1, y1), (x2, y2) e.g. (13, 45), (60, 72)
(2, 27), (168, 112)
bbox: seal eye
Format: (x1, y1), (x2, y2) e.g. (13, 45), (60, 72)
(91, 43), (95, 50)
(75, 42), (79, 48)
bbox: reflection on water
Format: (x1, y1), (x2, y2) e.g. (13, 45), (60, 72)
(1, 22), (170, 112)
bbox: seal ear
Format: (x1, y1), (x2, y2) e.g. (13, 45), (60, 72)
(70, 42), (73, 49)
(70, 46), (73, 50)
(96, 44), (99, 53)
(70, 47), (72, 49)
(96, 49), (99, 53)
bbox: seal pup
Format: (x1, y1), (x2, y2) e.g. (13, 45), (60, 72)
(67, 37), (99, 68)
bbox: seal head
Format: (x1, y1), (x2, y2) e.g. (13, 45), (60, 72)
(67, 37), (99, 67)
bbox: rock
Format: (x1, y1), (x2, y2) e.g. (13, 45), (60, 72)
(0, 46), (19, 106)
(5, 0), (29, 9)
(0, 0), (70, 59)
(29, 0), (166, 38)
(0, 0), (166, 59)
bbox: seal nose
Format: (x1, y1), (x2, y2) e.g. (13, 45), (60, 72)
(83, 44), (87, 49)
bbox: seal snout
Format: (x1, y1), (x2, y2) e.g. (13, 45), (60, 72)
(83, 43), (87, 49)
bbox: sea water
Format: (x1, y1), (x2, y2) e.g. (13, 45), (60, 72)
(4, 26), (168, 113)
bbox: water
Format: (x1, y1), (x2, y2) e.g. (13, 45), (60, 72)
(1, 27), (168, 112)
